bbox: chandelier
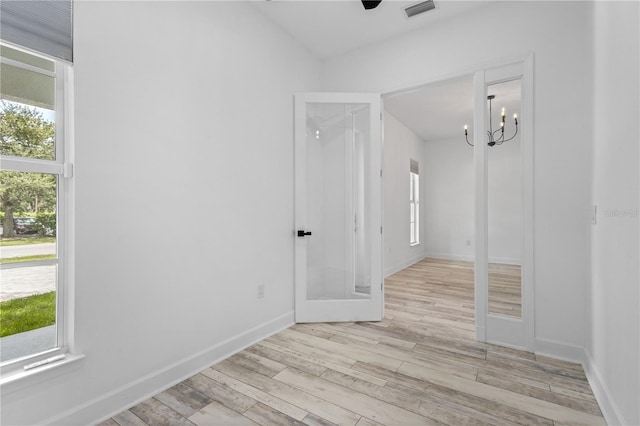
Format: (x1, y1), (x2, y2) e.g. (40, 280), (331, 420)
(465, 95), (518, 147)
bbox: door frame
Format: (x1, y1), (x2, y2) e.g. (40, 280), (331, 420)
(380, 54), (535, 351)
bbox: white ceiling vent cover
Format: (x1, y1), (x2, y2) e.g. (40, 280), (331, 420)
(405, 0), (436, 18)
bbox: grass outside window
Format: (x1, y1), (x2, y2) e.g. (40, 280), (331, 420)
(0, 236), (55, 246)
(0, 292), (56, 337)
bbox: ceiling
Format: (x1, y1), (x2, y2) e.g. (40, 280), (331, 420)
(252, 0), (518, 143)
(252, 0), (491, 59)
(384, 77), (521, 142)
(384, 77), (473, 142)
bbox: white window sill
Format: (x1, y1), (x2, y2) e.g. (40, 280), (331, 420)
(0, 353), (85, 394)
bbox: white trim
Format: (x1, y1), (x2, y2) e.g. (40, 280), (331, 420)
(521, 54), (535, 351)
(423, 252), (521, 265)
(61, 65), (75, 351)
(488, 257), (521, 265)
(534, 337), (586, 364)
(583, 352), (629, 426)
(380, 53), (534, 101)
(384, 253), (428, 277)
(473, 68), (488, 343)
(424, 252), (474, 262)
(0, 56), (56, 78)
(0, 352), (84, 392)
(49, 312), (295, 426)
(0, 157), (64, 174)
(532, 342), (627, 426)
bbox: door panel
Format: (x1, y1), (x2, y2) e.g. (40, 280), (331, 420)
(295, 93), (382, 323)
(475, 58), (534, 350)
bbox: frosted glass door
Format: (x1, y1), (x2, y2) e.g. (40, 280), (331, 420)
(294, 93), (382, 323)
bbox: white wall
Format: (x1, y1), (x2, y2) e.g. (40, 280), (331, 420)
(323, 0), (593, 359)
(421, 134), (521, 264)
(588, 2), (640, 425)
(423, 136), (474, 260)
(383, 111), (426, 276)
(0, 2), (320, 425)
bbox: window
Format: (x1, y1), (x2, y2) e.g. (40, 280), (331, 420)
(410, 160), (419, 246)
(0, 44), (72, 375)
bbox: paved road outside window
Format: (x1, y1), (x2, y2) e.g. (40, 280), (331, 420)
(0, 243), (57, 301)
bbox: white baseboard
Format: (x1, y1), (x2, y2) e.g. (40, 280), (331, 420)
(535, 338), (628, 426)
(384, 253), (428, 277)
(582, 351), (628, 426)
(487, 256), (521, 265)
(424, 252), (520, 265)
(534, 337), (586, 364)
(47, 311), (295, 426)
(424, 252), (474, 262)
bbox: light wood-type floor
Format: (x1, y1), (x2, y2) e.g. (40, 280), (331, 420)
(100, 258), (604, 426)
(488, 262), (522, 318)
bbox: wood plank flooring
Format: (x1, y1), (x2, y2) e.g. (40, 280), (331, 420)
(100, 258), (604, 426)
(488, 263), (522, 318)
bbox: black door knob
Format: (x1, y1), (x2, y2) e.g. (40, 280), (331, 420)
(297, 230), (312, 237)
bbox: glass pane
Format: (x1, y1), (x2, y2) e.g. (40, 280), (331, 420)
(0, 171), (58, 361)
(0, 265), (58, 361)
(1, 45), (56, 161)
(487, 79), (522, 318)
(409, 174), (414, 201)
(0, 99), (55, 160)
(306, 102), (372, 300)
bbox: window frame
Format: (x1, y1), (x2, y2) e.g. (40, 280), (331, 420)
(0, 42), (75, 381)
(409, 170), (420, 246)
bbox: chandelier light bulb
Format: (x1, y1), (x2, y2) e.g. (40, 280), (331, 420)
(513, 113), (518, 119)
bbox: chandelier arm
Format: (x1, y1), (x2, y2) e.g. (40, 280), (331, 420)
(502, 124), (519, 143)
(465, 133), (474, 146)
(491, 127), (504, 138)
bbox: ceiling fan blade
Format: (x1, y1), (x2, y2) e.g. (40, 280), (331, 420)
(362, 1), (382, 10)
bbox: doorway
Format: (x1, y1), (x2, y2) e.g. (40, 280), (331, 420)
(380, 58), (533, 350)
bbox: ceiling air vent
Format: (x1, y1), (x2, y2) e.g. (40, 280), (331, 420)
(405, 0), (436, 18)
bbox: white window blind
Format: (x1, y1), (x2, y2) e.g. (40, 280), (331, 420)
(0, 1), (73, 62)
(410, 159), (419, 175)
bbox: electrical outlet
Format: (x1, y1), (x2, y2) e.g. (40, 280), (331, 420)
(257, 284), (265, 299)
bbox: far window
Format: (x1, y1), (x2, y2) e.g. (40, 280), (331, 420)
(0, 44), (69, 371)
(410, 160), (419, 246)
